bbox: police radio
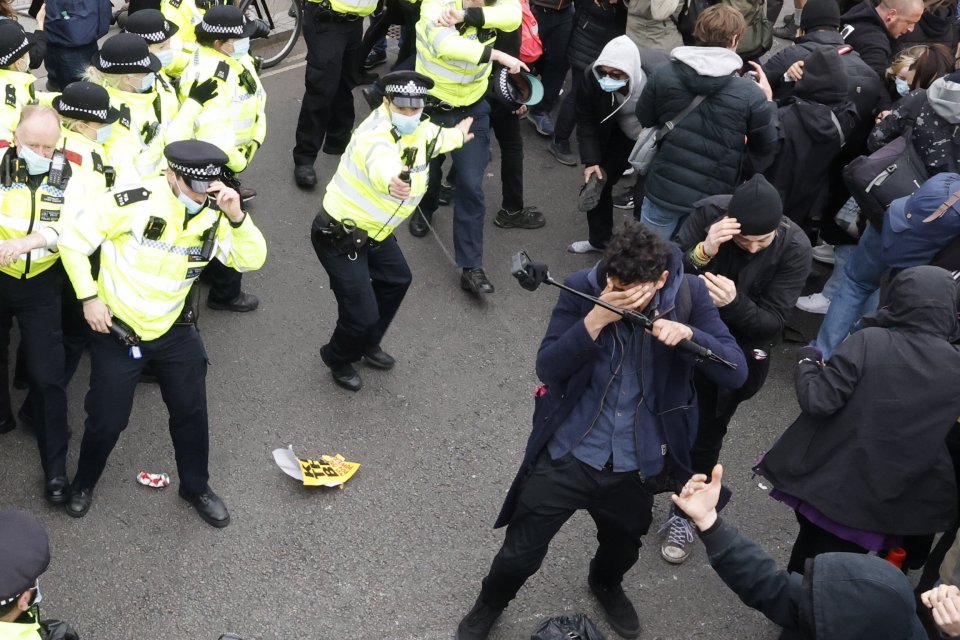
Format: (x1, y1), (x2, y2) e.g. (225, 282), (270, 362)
(48, 149), (66, 187)
(200, 215), (221, 261)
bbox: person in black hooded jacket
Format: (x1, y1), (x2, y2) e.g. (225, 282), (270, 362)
(763, 47), (858, 230)
(841, 0), (924, 78)
(670, 464), (931, 640)
(894, 0), (960, 53)
(758, 265), (960, 575)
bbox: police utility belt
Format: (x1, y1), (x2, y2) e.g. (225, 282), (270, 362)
(314, 208), (375, 257)
(312, 1), (363, 22)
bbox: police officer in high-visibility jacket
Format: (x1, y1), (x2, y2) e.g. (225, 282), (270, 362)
(160, 0), (215, 66)
(58, 140), (267, 527)
(409, 0), (524, 295)
(0, 106), (85, 506)
(0, 21), (38, 144)
(311, 71), (472, 392)
(87, 33), (180, 180)
(124, 9), (188, 82)
(292, 0), (377, 189)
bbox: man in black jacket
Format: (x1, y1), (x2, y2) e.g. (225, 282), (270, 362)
(671, 465), (931, 640)
(666, 175), (810, 564)
(841, 0), (923, 78)
(635, 4), (778, 240)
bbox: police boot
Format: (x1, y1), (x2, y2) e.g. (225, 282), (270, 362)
(320, 345), (362, 392)
(409, 208), (431, 238)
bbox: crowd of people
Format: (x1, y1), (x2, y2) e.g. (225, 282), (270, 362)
(2, 0), (960, 635)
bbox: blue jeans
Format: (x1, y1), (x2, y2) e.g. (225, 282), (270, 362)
(640, 198), (686, 241)
(422, 100), (492, 268)
(822, 245), (880, 316)
(815, 225), (887, 359)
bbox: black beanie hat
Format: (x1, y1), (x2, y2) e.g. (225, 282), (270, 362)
(800, 0), (841, 31)
(728, 175), (783, 236)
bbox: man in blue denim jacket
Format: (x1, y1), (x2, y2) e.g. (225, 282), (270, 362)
(455, 221), (747, 640)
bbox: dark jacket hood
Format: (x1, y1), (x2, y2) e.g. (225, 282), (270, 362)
(842, 0), (889, 31)
(864, 265), (959, 339)
(795, 48), (848, 106)
(670, 46), (741, 95)
(796, 29), (844, 46)
(804, 553), (927, 640)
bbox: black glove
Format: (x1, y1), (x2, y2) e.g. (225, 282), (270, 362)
(188, 78), (219, 105)
(797, 345), (823, 364)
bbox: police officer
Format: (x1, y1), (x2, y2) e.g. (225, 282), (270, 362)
(0, 509), (77, 640)
(0, 107), (81, 505)
(0, 21), (38, 144)
(312, 71), (472, 391)
(161, 0), (217, 65)
(124, 8), (187, 82)
(410, 0), (523, 294)
(170, 4), (267, 312)
(87, 33), (180, 180)
(292, 0), (377, 189)
(58, 140), (268, 527)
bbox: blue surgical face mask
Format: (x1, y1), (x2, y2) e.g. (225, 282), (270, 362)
(391, 111), (421, 136)
(175, 179), (205, 214)
(155, 48), (175, 68)
(895, 77), (910, 96)
(18, 144), (51, 175)
(138, 72), (156, 93)
(230, 38), (250, 59)
(598, 75), (627, 93)
(94, 123), (113, 144)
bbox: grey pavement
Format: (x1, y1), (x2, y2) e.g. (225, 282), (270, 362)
(1, 34), (829, 640)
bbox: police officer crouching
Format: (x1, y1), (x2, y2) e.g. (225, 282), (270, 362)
(312, 71), (472, 391)
(58, 140), (268, 527)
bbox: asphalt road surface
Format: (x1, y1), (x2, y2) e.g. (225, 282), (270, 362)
(2, 37), (832, 640)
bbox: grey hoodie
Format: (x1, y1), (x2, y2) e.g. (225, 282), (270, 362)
(926, 73), (960, 124)
(591, 35), (646, 140)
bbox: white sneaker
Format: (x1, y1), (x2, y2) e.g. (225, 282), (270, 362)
(660, 513), (696, 564)
(622, 166), (636, 176)
(812, 244), (835, 265)
(568, 240), (602, 254)
(796, 292), (831, 314)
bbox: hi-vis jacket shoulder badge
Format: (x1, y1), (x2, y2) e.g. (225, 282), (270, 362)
(114, 187), (151, 207)
(214, 61), (230, 82)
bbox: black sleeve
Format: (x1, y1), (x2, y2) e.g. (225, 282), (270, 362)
(575, 69), (603, 166)
(26, 30), (45, 70)
(635, 68), (658, 128)
(762, 46), (804, 98)
(701, 518), (805, 630)
(718, 228), (812, 342)
(794, 330), (867, 416)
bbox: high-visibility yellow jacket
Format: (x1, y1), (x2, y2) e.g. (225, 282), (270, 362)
(161, 0), (204, 52)
(322, 105), (466, 242)
(0, 614), (40, 640)
(59, 128), (123, 191)
(102, 76), (181, 179)
(59, 175), (268, 339)
(0, 69), (36, 144)
(0, 146), (90, 279)
(171, 47), (267, 173)
(415, 0), (520, 106)
(305, 0), (378, 17)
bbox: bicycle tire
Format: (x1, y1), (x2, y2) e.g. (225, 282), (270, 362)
(237, 0), (302, 69)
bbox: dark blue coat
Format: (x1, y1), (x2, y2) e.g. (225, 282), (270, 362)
(494, 248), (747, 528)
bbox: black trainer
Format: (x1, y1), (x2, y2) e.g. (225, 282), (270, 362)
(460, 267), (494, 294)
(494, 206), (545, 229)
(456, 596), (504, 640)
(588, 566), (640, 639)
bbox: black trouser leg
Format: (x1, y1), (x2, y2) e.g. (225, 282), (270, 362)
(529, 5), (574, 115)
(479, 453), (652, 608)
(419, 152), (445, 218)
(359, 0), (405, 62)
(553, 75), (579, 143)
(787, 511), (869, 574)
(293, 15), (361, 166)
(204, 259), (243, 304)
(491, 102), (524, 212)
(152, 326), (210, 495)
(587, 128), (633, 249)
(73, 332), (147, 490)
(312, 232), (411, 365)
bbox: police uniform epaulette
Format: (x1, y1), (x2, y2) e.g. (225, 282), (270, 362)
(118, 104), (132, 130)
(4, 85), (15, 108)
(64, 150), (82, 166)
(169, 0), (182, 8)
(90, 151), (104, 174)
(113, 187), (151, 207)
(214, 61), (230, 82)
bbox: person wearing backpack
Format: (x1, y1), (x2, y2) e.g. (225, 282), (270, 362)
(720, 0), (772, 62)
(664, 175), (811, 565)
(635, 4), (778, 240)
(43, 0), (112, 90)
(454, 221), (746, 640)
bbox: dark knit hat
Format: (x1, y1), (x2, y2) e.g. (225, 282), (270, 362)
(729, 175), (783, 236)
(800, 0), (841, 31)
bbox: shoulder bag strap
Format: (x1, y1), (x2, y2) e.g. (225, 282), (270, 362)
(659, 94), (707, 140)
(828, 110), (846, 148)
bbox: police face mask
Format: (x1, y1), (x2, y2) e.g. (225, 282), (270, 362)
(18, 144), (52, 175)
(391, 111), (421, 136)
(137, 72), (156, 93)
(598, 75), (627, 93)
(895, 76), (910, 96)
(175, 178), (205, 214)
(155, 47), (175, 68)
(94, 123), (113, 144)
(230, 38), (250, 59)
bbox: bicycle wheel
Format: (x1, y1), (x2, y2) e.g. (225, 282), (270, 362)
(238, 0), (302, 69)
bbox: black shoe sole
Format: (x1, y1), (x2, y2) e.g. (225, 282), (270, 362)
(46, 492), (69, 506)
